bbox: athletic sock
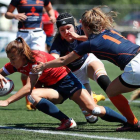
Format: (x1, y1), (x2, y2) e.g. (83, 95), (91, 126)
(36, 98), (69, 121)
(100, 106), (127, 123)
(109, 94), (138, 125)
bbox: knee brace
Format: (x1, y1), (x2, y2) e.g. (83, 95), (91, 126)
(27, 95), (35, 104)
(97, 75), (111, 92)
(94, 68), (107, 82)
(92, 107), (101, 115)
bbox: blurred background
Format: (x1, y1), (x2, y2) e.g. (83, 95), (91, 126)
(1, 0), (140, 57)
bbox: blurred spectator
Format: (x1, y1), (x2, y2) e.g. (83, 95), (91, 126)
(0, 6), (12, 31)
(127, 34), (136, 44)
(42, 8), (59, 52)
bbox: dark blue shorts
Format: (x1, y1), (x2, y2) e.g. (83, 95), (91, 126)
(48, 72), (85, 101)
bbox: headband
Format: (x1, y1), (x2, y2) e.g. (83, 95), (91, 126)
(56, 17), (75, 28)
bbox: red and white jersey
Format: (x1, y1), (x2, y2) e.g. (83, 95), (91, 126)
(3, 50), (70, 86)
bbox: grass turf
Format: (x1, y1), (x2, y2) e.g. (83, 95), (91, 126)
(0, 58), (140, 140)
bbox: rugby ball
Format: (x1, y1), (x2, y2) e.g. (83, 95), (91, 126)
(0, 77), (14, 96)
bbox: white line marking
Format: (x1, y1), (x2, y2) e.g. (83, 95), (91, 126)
(0, 126), (136, 140)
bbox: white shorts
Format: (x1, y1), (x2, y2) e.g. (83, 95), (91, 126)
(17, 28), (46, 51)
(121, 53), (140, 86)
(73, 53), (102, 84)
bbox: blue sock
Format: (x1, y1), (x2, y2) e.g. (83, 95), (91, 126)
(100, 106), (127, 123)
(36, 98), (69, 121)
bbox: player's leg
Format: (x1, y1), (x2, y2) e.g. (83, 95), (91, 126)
(86, 54), (106, 102)
(58, 72), (127, 124)
(106, 76), (139, 131)
(106, 53), (140, 131)
(71, 88), (127, 124)
(73, 55), (105, 123)
(30, 88), (77, 130)
(21, 73), (36, 110)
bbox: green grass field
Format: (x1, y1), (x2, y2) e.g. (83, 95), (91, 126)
(0, 58), (140, 140)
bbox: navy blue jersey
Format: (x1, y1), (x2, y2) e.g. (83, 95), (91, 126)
(50, 25), (88, 71)
(74, 29), (140, 70)
(10, 0), (50, 29)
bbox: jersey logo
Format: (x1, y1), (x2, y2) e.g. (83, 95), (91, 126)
(20, 0), (27, 4)
(26, 7), (39, 16)
(62, 21), (66, 24)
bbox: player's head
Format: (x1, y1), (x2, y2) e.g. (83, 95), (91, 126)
(56, 13), (76, 42)
(81, 6), (116, 36)
(6, 37), (35, 68)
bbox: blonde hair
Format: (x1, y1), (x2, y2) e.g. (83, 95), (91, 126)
(6, 37), (35, 63)
(81, 6), (117, 34)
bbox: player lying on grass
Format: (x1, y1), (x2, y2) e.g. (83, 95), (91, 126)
(31, 6), (140, 131)
(49, 12), (106, 123)
(0, 37), (127, 130)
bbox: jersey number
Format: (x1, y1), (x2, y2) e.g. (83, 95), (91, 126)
(102, 30), (126, 45)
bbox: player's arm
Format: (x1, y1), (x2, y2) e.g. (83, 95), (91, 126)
(5, 4), (27, 21)
(32, 51), (80, 73)
(0, 74), (40, 107)
(44, 2), (56, 23)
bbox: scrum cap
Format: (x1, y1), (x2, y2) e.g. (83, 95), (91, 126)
(56, 16), (75, 28)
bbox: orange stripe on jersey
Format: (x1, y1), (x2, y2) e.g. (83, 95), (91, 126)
(20, 0), (27, 4)
(118, 53), (134, 56)
(111, 30), (127, 40)
(103, 35), (121, 44)
(36, 0), (43, 4)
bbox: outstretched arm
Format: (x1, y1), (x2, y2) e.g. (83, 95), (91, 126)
(0, 74), (40, 107)
(32, 51), (80, 73)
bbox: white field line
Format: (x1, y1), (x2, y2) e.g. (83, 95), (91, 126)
(0, 126), (136, 140)
(11, 91), (140, 104)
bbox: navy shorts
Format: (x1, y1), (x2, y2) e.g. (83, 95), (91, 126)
(48, 72), (85, 101)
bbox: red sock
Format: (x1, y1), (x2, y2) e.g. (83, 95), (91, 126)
(109, 94), (138, 125)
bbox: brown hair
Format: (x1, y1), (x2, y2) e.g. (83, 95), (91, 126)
(81, 6), (117, 34)
(6, 37), (35, 63)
